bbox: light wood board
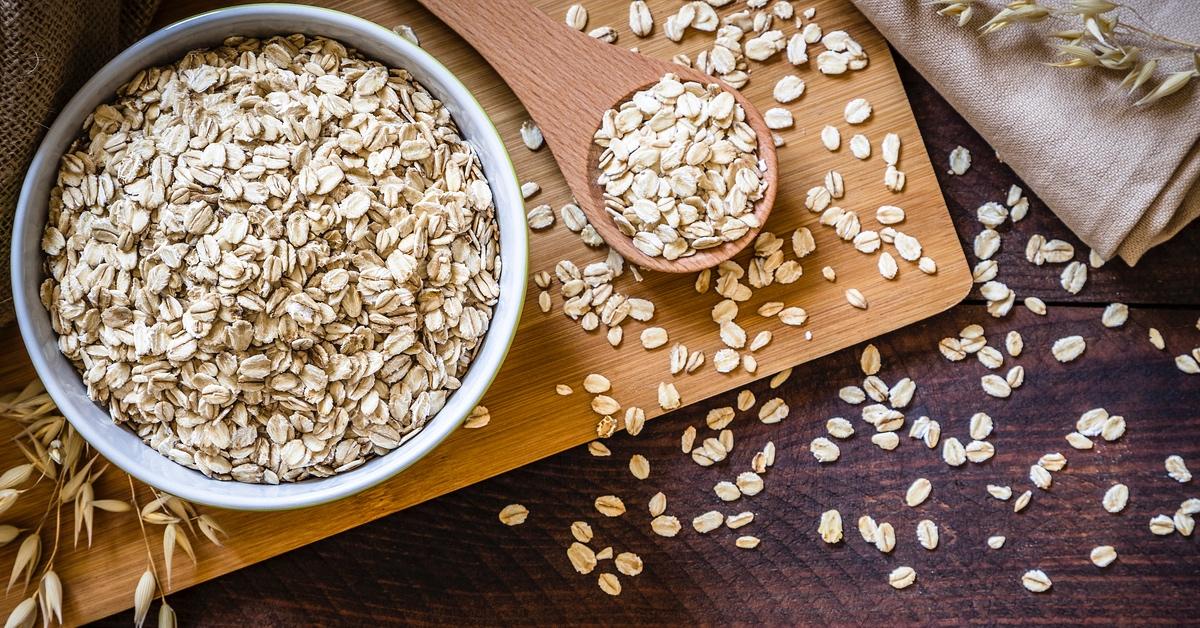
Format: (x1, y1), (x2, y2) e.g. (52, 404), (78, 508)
(0, 0), (970, 623)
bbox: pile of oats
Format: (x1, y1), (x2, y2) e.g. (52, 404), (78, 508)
(40, 35), (502, 483)
(593, 73), (768, 260)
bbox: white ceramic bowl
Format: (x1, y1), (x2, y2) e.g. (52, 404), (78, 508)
(11, 5), (527, 510)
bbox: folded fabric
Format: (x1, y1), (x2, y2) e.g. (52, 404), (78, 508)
(0, 0), (160, 323)
(851, 0), (1200, 265)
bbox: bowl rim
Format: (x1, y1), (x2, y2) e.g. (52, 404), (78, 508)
(11, 3), (528, 510)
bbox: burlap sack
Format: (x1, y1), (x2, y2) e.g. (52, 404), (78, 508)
(0, 0), (159, 325)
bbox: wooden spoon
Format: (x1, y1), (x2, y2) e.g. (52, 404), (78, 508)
(417, 0), (779, 274)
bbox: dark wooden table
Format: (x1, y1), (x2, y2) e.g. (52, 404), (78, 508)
(94, 56), (1200, 626)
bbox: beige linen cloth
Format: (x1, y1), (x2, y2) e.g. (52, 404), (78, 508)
(851, 0), (1200, 265)
(0, 0), (159, 323)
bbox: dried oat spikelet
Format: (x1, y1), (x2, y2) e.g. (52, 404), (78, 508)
(7, 534), (40, 593)
(0, 465), (32, 491)
(38, 570), (63, 626)
(1136, 70), (1199, 106)
(932, 0), (976, 27)
(934, 0), (1200, 106)
(158, 602), (177, 628)
(4, 595), (36, 628)
(133, 568), (156, 628)
(0, 526), (19, 548)
(979, 2), (1052, 36)
(197, 515), (227, 547)
(1062, 0), (1119, 15)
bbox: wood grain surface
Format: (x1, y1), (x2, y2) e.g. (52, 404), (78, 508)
(0, 0), (973, 625)
(92, 54), (1200, 626)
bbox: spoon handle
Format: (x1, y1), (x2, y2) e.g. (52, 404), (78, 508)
(416, 0), (622, 189)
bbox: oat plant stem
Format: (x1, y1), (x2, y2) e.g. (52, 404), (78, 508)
(40, 500), (62, 578)
(127, 476), (162, 591)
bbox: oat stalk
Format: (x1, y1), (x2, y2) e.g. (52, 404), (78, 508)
(0, 383), (227, 626)
(929, 0), (1200, 105)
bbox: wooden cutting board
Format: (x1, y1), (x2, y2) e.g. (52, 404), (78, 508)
(0, 0), (969, 623)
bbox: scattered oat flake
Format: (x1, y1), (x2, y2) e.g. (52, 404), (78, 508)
(629, 454), (650, 480)
(727, 512), (754, 529)
(1150, 514), (1175, 535)
(773, 75), (806, 103)
(1091, 545), (1117, 568)
(615, 552), (643, 577)
(1013, 490), (1032, 513)
(1149, 327), (1165, 350)
(583, 374), (611, 394)
(1039, 452), (1067, 471)
(1102, 303), (1128, 328)
(1061, 261), (1087, 294)
(821, 125), (841, 151)
(681, 426), (697, 453)
(565, 4), (587, 30)
(1022, 569), (1052, 593)
(874, 523), (896, 553)
(827, 417), (855, 439)
(860, 344), (882, 375)
(889, 566), (916, 590)
(948, 146), (971, 175)
(810, 437), (841, 463)
(651, 515), (682, 537)
(916, 519), (939, 550)
(1066, 432), (1094, 450)
(844, 98), (872, 124)
(598, 573), (621, 596)
(1175, 512), (1195, 536)
(759, 398), (789, 424)
(594, 495), (626, 517)
(942, 437), (966, 466)
(1030, 465), (1053, 490)
(641, 327), (668, 349)
(570, 521), (593, 544)
(1176, 354), (1200, 374)
(737, 390), (756, 412)
(850, 134), (871, 159)
(658, 382), (681, 410)
(568, 542), (597, 574)
(499, 504), (529, 526)
(1097, 484), (1123, 512)
(735, 535), (761, 549)
(1166, 455), (1192, 483)
(648, 492), (667, 518)
(1052, 336), (1086, 362)
(906, 478), (932, 507)
(520, 120), (544, 150)
(818, 509), (843, 543)
(464, 405), (491, 429)
(1005, 331), (1023, 357)
(881, 133), (901, 165)
(839, 386), (867, 405)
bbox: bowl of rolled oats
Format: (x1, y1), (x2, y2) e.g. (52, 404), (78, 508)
(11, 5), (528, 509)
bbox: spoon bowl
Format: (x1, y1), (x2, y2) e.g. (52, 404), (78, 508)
(420, 0), (779, 273)
(583, 72), (778, 273)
